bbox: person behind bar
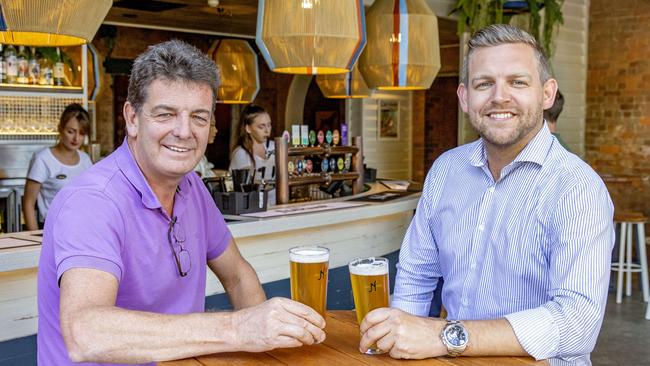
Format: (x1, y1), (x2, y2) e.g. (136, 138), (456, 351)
(229, 104), (276, 204)
(544, 89), (571, 151)
(359, 24), (614, 365)
(37, 40), (325, 366)
(22, 103), (93, 231)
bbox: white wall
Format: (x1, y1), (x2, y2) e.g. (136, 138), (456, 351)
(551, 0), (590, 156)
(357, 92), (413, 180)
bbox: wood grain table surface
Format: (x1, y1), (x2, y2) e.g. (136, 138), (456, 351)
(160, 310), (546, 366)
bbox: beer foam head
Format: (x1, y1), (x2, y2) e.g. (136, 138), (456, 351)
(349, 257), (388, 275)
(289, 246), (330, 263)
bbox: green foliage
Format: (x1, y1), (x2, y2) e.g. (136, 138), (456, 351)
(451, 0), (564, 58)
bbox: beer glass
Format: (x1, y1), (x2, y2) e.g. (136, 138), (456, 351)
(289, 246), (330, 318)
(349, 256), (389, 354)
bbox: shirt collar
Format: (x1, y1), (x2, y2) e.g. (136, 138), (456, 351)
(469, 122), (553, 168)
(115, 138), (192, 214)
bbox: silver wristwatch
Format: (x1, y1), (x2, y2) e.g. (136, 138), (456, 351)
(440, 320), (469, 357)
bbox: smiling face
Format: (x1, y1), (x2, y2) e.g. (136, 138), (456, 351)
(457, 43), (557, 152)
(245, 112), (272, 144)
(124, 78), (213, 185)
(58, 118), (86, 151)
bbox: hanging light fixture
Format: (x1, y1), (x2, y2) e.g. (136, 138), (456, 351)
(209, 39), (260, 104)
(0, 0), (112, 46)
(255, 0), (366, 75)
(316, 65), (371, 98)
(359, 0), (441, 90)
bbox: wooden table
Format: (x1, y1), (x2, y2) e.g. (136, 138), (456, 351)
(160, 310), (546, 366)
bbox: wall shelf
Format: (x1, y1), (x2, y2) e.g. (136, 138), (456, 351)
(275, 137), (364, 205)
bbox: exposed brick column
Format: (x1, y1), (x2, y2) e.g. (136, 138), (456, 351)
(586, 0), (650, 219)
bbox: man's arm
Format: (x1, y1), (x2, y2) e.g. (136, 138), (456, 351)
(60, 268), (325, 363)
(359, 308), (527, 359)
(207, 238), (266, 309)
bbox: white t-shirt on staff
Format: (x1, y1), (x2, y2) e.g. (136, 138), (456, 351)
(229, 140), (276, 181)
(26, 148), (93, 222)
(229, 141), (276, 206)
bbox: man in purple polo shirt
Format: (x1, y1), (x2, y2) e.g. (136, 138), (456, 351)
(37, 40), (325, 365)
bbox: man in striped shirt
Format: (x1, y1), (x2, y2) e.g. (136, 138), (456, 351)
(359, 24), (614, 366)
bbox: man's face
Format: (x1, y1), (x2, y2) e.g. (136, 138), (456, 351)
(124, 78), (213, 184)
(457, 43), (557, 150)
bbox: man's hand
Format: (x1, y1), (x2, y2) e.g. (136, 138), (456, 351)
(232, 297), (326, 352)
(359, 307), (447, 359)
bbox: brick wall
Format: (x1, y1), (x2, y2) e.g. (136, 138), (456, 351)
(411, 91), (425, 183)
(586, 0), (650, 216)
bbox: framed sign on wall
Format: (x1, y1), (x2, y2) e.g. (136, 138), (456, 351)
(378, 100), (399, 140)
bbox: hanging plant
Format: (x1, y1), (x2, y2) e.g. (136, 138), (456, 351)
(451, 0), (564, 58)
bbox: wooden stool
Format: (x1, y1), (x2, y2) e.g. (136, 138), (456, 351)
(611, 212), (649, 304)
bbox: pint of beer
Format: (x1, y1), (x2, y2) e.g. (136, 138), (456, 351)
(349, 257), (389, 354)
(289, 246), (330, 318)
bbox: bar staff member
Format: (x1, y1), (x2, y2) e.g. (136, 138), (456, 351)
(230, 104), (276, 204)
(359, 24), (614, 365)
(22, 103), (93, 230)
(37, 40), (324, 366)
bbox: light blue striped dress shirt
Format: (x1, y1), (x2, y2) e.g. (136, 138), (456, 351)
(392, 124), (614, 365)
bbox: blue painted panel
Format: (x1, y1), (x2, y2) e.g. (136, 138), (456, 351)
(0, 335), (36, 366)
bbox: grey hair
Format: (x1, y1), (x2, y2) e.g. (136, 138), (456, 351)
(460, 24), (552, 86)
(127, 39), (220, 112)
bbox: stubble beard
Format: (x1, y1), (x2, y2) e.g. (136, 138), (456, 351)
(470, 105), (544, 148)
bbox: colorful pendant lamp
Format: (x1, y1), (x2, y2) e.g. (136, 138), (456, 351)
(0, 0), (112, 46)
(209, 39), (260, 104)
(255, 0), (366, 75)
(316, 65), (371, 98)
(359, 0), (441, 90)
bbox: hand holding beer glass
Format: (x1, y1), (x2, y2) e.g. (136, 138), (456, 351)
(349, 257), (389, 354)
(289, 246), (330, 318)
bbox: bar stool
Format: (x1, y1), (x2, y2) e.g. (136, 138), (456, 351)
(611, 212), (649, 304)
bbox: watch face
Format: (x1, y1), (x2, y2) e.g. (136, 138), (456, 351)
(445, 324), (468, 347)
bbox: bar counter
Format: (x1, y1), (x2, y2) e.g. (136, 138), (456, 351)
(0, 184), (419, 343)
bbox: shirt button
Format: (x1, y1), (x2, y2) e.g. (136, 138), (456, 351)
(488, 186), (495, 193)
(462, 298), (469, 306)
(478, 224), (485, 231)
(470, 261), (477, 269)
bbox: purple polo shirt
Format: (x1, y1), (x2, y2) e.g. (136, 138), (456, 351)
(37, 140), (232, 366)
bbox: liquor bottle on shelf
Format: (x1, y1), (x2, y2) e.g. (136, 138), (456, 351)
(39, 53), (53, 86)
(4, 44), (18, 84)
(0, 44), (6, 84)
(53, 47), (65, 86)
(17, 46), (29, 84)
(28, 47), (40, 85)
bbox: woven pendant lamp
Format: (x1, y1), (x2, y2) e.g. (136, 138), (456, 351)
(209, 39), (260, 104)
(316, 65), (371, 98)
(359, 0), (440, 90)
(0, 0), (111, 46)
(255, 0), (366, 75)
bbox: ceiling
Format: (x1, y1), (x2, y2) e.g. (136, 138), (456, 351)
(104, 0), (458, 44)
(104, 0), (260, 38)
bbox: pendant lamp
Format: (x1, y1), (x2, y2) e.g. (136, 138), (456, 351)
(255, 0), (366, 75)
(359, 0), (441, 90)
(316, 65), (371, 98)
(0, 0), (112, 46)
(209, 39), (260, 104)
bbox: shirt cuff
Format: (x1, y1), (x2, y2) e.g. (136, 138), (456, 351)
(57, 255), (122, 286)
(390, 298), (431, 317)
(504, 306), (560, 360)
